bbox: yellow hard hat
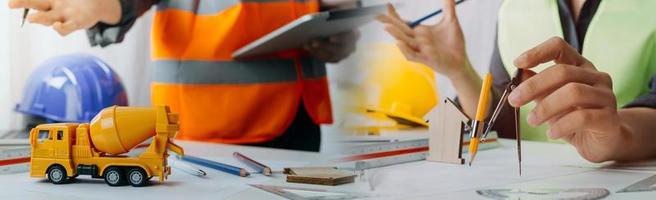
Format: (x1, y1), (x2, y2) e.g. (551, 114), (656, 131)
(360, 43), (439, 127)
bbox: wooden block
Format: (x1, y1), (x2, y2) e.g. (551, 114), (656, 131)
(284, 167), (356, 186)
(426, 98), (470, 165)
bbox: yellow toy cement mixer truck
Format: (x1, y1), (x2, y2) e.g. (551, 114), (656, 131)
(28, 106), (184, 187)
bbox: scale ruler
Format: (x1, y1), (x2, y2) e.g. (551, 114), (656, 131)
(617, 174), (656, 193)
(340, 132), (500, 170)
(0, 146), (31, 175)
(354, 151), (427, 170)
(0, 162), (29, 174)
(250, 184), (369, 200)
(344, 139), (429, 156)
(351, 141), (499, 171)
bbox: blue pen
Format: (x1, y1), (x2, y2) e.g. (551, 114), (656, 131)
(179, 155), (250, 177)
(407, 0), (468, 28)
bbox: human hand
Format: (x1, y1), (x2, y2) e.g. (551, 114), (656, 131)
(376, 0), (470, 78)
(508, 37), (623, 163)
(303, 30), (360, 63)
(8, 0), (121, 36)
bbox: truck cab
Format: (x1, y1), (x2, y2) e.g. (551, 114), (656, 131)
(29, 123), (77, 183)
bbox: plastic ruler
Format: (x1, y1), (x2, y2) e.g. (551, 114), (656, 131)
(0, 146), (31, 174)
(250, 184), (369, 200)
(617, 174), (656, 193)
(344, 139), (429, 157)
(477, 188), (610, 200)
(340, 132), (500, 171)
(353, 151), (427, 171)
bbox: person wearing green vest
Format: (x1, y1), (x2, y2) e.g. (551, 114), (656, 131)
(378, 0), (656, 162)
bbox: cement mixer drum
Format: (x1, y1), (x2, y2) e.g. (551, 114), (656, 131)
(89, 106), (157, 155)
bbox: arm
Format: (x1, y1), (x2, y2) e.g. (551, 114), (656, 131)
(88, 0), (160, 47)
(613, 107), (656, 161)
(450, 58), (484, 118)
(615, 77), (656, 161)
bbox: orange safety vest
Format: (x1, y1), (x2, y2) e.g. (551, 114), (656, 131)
(150, 0), (332, 144)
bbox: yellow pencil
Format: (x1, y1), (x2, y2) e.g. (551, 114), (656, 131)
(468, 73), (493, 166)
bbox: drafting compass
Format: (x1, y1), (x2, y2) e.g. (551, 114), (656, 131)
(481, 69), (524, 175)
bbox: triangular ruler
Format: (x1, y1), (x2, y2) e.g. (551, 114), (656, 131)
(617, 174), (656, 193)
(477, 188), (610, 200)
(250, 184), (369, 200)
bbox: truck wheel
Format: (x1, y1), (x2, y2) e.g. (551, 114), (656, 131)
(127, 168), (149, 187)
(104, 167), (127, 186)
(47, 165), (68, 184)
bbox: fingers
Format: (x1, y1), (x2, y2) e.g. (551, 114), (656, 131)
(304, 32), (357, 63)
(304, 40), (336, 62)
(308, 31), (357, 47)
(304, 39), (328, 50)
(442, 0), (457, 21)
(518, 69), (537, 82)
(414, 26), (438, 54)
(8, 0), (51, 11)
(27, 11), (63, 26)
(384, 25), (419, 50)
(10, 0), (51, 12)
(547, 108), (615, 140)
(386, 3), (402, 19)
(414, 26), (433, 44)
(377, 4), (414, 37)
(528, 82), (614, 126)
(513, 37), (594, 70)
(377, 14), (415, 38)
(53, 20), (79, 36)
(508, 64), (611, 107)
(377, 3), (422, 53)
(330, 30), (360, 43)
(396, 41), (421, 62)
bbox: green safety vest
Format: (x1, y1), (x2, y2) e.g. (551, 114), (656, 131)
(497, 0), (656, 141)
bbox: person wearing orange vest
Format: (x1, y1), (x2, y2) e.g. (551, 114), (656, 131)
(9, 0), (360, 152)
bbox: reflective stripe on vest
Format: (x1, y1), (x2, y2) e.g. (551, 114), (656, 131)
(498, 0), (656, 141)
(153, 58), (327, 84)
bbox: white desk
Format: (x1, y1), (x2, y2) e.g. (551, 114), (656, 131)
(1, 139), (655, 199)
(352, 139), (656, 199)
(0, 140), (362, 200)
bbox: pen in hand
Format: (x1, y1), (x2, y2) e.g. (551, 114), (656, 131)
(21, 9), (29, 28)
(407, 0), (468, 28)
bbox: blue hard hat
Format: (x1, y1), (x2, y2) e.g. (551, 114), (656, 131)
(15, 54), (128, 123)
